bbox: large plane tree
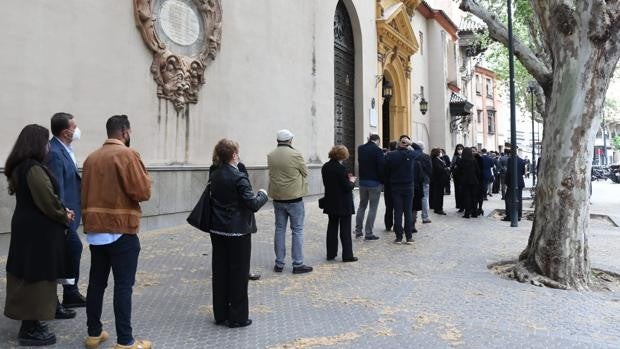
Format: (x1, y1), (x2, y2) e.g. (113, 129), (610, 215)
(459, 0), (619, 290)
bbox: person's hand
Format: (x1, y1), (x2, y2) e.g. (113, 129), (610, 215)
(66, 208), (75, 221)
(349, 176), (357, 183)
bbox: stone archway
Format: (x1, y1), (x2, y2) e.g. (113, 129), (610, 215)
(376, 0), (420, 142)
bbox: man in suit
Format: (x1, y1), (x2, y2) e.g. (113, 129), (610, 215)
(46, 112), (85, 319)
(503, 151), (526, 221)
(354, 134), (384, 240)
(384, 135), (418, 245)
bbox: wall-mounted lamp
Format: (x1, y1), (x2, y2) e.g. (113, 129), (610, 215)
(382, 80), (393, 100)
(413, 86), (428, 115)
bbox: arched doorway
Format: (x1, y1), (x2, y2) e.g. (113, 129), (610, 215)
(334, 0), (356, 172)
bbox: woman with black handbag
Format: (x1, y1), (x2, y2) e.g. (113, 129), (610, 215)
(321, 145), (358, 262)
(207, 139), (268, 328)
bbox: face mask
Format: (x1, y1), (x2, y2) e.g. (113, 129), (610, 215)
(457, 149), (463, 155)
(72, 127), (81, 141)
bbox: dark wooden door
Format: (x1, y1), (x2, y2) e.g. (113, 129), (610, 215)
(334, 0), (355, 173)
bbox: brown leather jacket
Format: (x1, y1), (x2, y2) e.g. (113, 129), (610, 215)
(81, 139), (151, 234)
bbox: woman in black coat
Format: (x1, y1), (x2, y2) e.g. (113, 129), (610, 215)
(429, 148), (449, 215)
(321, 145), (358, 262)
(456, 147), (481, 218)
(208, 139), (268, 328)
(4, 124), (74, 346)
(451, 144), (465, 212)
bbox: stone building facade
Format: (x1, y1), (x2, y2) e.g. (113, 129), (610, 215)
(0, 0), (482, 232)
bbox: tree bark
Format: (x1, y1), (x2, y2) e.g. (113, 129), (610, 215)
(461, 0), (620, 290)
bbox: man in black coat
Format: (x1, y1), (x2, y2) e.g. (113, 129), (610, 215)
(354, 134), (384, 240)
(503, 153), (526, 221)
(384, 136), (418, 244)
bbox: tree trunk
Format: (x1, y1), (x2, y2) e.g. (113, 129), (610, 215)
(519, 2), (619, 290)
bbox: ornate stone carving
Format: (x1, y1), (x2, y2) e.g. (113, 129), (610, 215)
(134, 0), (222, 112)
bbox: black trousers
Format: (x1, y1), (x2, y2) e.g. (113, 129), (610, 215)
(462, 184), (479, 216)
(210, 233), (251, 324)
(326, 214), (353, 260)
(384, 185), (394, 230)
(391, 185), (414, 240)
(454, 180), (463, 209)
(62, 228), (83, 297)
(429, 181), (445, 213)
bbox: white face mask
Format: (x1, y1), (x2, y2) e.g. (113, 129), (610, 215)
(72, 127), (81, 141)
(457, 149), (463, 155)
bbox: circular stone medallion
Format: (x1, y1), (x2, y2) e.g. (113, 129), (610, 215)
(159, 0), (200, 46)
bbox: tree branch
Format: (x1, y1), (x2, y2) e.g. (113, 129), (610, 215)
(459, 0), (553, 90)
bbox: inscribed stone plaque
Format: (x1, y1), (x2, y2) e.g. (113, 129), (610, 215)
(159, 0), (200, 46)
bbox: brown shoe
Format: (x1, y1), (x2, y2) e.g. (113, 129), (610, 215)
(114, 339), (152, 349)
(84, 330), (109, 349)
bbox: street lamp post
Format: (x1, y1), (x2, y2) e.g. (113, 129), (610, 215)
(507, 0), (519, 227)
(602, 110), (607, 166)
(527, 80), (537, 187)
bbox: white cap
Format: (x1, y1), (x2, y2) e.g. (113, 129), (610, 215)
(277, 129), (294, 142)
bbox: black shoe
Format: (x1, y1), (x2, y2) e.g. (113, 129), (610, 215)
(405, 238), (414, 245)
(502, 217), (511, 221)
(364, 235), (379, 241)
(249, 273), (261, 281)
(273, 265), (283, 273)
(384, 227), (392, 232)
(215, 319), (227, 326)
(18, 322), (56, 346)
(412, 228), (418, 233)
(62, 293), (86, 308)
(292, 265), (313, 274)
(458, 209), (464, 213)
(393, 238), (402, 244)
(228, 319), (252, 328)
(343, 257), (358, 262)
(463, 215), (470, 219)
(326, 257), (336, 261)
(354, 232), (363, 238)
(55, 303), (76, 319)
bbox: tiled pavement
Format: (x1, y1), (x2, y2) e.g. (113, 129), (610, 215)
(0, 181), (619, 348)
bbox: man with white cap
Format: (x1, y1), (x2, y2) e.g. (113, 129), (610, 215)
(267, 130), (313, 274)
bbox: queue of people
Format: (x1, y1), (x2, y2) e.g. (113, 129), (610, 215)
(3, 116), (525, 348)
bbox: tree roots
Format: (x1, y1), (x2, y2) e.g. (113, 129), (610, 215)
(512, 261), (570, 290)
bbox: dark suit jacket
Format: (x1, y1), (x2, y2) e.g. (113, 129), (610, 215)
(357, 141), (385, 183)
(481, 155), (495, 180)
(505, 156), (526, 188)
(321, 159), (355, 216)
(46, 137), (81, 232)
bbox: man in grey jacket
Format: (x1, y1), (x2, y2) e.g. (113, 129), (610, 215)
(267, 130), (313, 274)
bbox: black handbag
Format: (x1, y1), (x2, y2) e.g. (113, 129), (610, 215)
(318, 197), (326, 209)
(187, 183), (212, 232)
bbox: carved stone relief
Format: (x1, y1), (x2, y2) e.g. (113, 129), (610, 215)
(134, 0), (222, 112)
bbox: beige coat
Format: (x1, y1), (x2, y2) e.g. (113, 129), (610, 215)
(267, 144), (309, 200)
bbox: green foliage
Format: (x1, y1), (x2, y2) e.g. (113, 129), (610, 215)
(613, 136), (620, 151)
(465, 0), (541, 117)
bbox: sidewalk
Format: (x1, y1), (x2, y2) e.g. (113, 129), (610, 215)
(0, 185), (618, 348)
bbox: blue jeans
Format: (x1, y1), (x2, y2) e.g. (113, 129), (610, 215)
(355, 186), (381, 236)
(391, 185), (414, 240)
(87, 235), (140, 346)
(62, 228), (83, 297)
(273, 201), (305, 267)
(421, 182), (430, 220)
